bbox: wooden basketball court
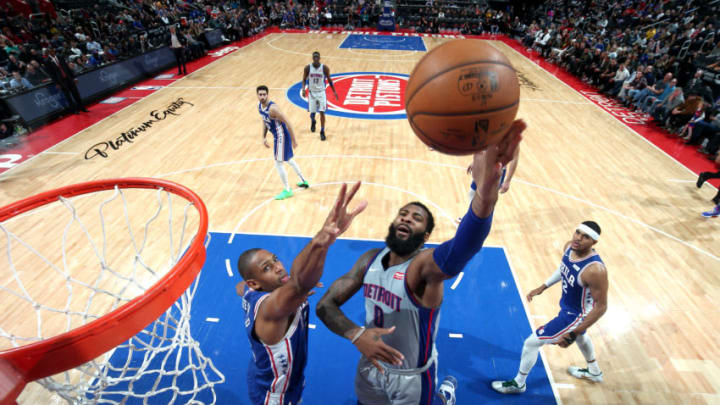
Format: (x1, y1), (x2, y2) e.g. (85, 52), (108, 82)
(2, 32), (719, 404)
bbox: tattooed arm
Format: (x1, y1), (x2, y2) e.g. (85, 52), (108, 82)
(316, 248), (404, 371)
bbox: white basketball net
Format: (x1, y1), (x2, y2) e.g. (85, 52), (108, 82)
(0, 185), (225, 404)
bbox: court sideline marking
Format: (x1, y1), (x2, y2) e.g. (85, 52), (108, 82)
(0, 35), (268, 178)
(154, 154), (720, 262)
(504, 246), (563, 404)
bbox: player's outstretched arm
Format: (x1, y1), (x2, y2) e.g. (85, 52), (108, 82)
(261, 121), (269, 148)
(557, 262), (608, 348)
(259, 182), (366, 324)
(527, 241), (571, 302)
(414, 120), (526, 284)
(316, 249), (405, 370)
(324, 65), (338, 98)
(302, 65), (309, 93)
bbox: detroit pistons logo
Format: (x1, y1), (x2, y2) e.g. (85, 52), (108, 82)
(286, 72), (408, 119)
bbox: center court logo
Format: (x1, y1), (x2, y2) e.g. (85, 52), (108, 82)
(286, 72), (408, 119)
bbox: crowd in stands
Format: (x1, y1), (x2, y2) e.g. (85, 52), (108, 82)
(0, 0), (276, 98)
(1, 0), (720, 157)
(518, 0), (720, 161)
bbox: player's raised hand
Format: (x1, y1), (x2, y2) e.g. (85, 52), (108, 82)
(316, 182), (367, 247)
(353, 326), (405, 372)
(472, 119), (525, 198)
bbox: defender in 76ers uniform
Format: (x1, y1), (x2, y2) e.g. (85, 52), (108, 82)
(237, 182), (366, 405)
(492, 221), (609, 394)
(302, 51), (338, 141)
(257, 85), (309, 200)
(317, 121), (526, 404)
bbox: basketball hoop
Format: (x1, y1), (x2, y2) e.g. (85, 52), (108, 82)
(0, 178), (224, 404)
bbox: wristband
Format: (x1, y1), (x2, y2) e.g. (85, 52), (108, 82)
(350, 327), (366, 344)
(564, 331), (577, 344)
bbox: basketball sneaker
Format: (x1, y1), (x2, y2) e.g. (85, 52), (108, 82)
(701, 205), (720, 218)
(297, 181), (309, 188)
(491, 379), (526, 394)
(310, 119), (316, 133)
(274, 189), (293, 200)
(568, 366), (603, 382)
(320, 130), (326, 141)
(437, 375), (457, 405)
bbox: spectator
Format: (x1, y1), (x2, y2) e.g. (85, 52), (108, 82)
(102, 44), (117, 62)
(123, 36), (141, 56)
(167, 25), (187, 76)
(607, 62), (630, 95)
(687, 108), (720, 147)
(68, 61), (83, 75)
(680, 105), (706, 141)
(68, 40), (83, 59)
(24, 63), (48, 86)
(652, 86), (685, 123)
(43, 46), (87, 114)
(8, 70), (32, 90)
(7, 54), (24, 74)
(618, 65), (645, 101)
(0, 122), (12, 139)
(633, 72), (672, 110)
(641, 78), (678, 114)
(85, 36), (102, 54)
(87, 53), (102, 68)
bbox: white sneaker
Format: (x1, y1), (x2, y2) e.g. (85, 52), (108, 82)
(491, 379), (526, 394)
(568, 366), (603, 382)
(437, 375), (457, 405)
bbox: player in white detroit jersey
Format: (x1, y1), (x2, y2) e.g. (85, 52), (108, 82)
(492, 221), (609, 394)
(317, 121), (526, 404)
(302, 51), (338, 141)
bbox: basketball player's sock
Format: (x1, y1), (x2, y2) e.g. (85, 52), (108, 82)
(286, 159), (306, 184)
(575, 334), (602, 375)
(275, 161), (290, 191)
(515, 334), (542, 386)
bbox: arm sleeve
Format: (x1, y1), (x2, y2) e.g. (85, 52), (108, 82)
(431, 206), (493, 277)
(544, 266), (562, 287)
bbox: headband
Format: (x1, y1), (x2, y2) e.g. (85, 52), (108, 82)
(577, 224), (599, 241)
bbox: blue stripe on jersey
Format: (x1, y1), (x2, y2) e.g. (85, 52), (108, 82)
(403, 280), (439, 369)
(420, 362), (437, 405)
(559, 247), (604, 314)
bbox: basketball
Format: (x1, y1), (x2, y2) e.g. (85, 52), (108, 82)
(405, 39), (520, 155)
